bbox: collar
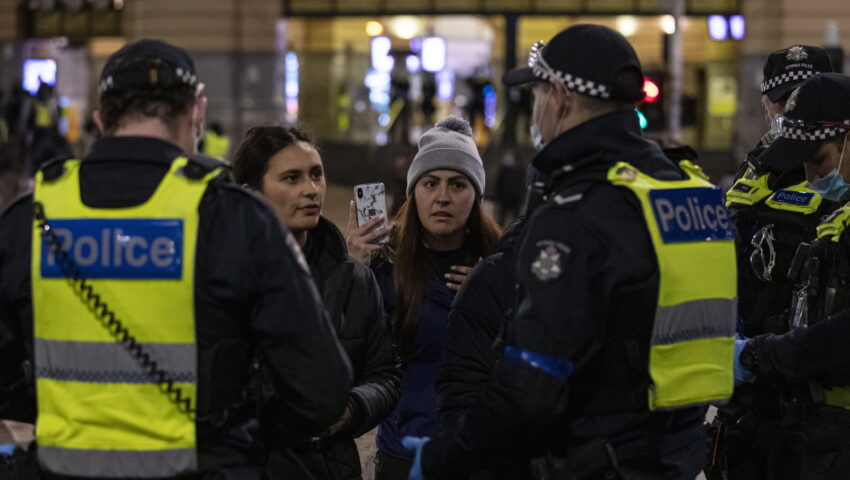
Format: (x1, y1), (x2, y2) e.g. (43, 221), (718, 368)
(533, 110), (651, 176)
(306, 216), (348, 268)
(532, 110), (679, 185)
(85, 136), (185, 165)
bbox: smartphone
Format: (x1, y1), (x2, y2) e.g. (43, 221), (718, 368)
(354, 182), (390, 244)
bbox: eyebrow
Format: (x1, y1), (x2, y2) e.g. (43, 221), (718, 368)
(422, 174), (468, 182)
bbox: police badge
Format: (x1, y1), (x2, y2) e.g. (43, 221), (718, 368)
(786, 46), (808, 62)
(531, 240), (570, 282)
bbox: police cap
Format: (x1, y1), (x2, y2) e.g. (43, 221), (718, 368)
(99, 39), (199, 95)
(758, 73), (850, 175)
(502, 24), (645, 103)
(761, 45), (834, 103)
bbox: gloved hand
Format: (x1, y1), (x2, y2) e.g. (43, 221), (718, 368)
(734, 337), (756, 385)
(402, 436), (430, 480)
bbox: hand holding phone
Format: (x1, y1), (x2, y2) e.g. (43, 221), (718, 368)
(346, 183), (392, 264)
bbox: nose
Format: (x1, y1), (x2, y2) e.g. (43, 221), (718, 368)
(435, 183), (450, 204)
(304, 180), (319, 199)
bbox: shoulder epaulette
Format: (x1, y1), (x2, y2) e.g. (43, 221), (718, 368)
(816, 204), (850, 243)
(185, 154), (231, 181)
(39, 155), (74, 182)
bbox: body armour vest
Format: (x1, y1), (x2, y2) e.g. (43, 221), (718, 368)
(32, 156), (222, 477)
(609, 160), (737, 410)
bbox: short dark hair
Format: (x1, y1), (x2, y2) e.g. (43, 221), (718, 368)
(232, 125), (316, 190)
(98, 58), (197, 135)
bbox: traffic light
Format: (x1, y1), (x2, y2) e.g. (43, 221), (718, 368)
(637, 72), (664, 131)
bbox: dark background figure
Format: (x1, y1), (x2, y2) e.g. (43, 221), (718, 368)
(388, 148), (413, 216)
(493, 149), (524, 226)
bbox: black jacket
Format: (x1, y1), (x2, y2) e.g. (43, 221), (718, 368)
(0, 137), (352, 474)
(422, 111), (707, 480)
(436, 217), (536, 480)
(268, 217), (401, 480)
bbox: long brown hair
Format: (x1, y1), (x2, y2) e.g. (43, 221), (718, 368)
(388, 195), (501, 358)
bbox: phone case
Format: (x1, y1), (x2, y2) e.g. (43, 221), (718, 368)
(354, 183), (390, 244)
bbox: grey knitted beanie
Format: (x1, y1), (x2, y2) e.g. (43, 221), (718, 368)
(406, 116), (485, 197)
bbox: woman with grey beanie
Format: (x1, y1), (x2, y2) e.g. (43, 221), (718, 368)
(348, 116), (502, 479)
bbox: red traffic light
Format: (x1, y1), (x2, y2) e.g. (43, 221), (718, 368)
(643, 78), (660, 103)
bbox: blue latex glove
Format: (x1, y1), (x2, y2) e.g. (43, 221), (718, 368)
(402, 436), (430, 480)
(734, 337), (756, 385)
(0, 444), (15, 456)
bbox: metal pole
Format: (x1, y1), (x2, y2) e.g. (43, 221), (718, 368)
(667, 0), (684, 144)
(502, 14), (518, 147)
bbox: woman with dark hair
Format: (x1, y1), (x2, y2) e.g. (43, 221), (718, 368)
(232, 126), (401, 480)
(347, 116), (502, 479)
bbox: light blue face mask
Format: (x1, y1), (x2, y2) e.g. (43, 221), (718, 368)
(808, 135), (849, 202)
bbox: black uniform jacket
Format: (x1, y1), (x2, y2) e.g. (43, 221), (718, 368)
(436, 217), (536, 480)
(0, 136), (352, 472)
(267, 216), (401, 480)
(422, 111), (707, 480)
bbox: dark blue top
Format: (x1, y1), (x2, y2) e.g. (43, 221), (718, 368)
(371, 256), (456, 460)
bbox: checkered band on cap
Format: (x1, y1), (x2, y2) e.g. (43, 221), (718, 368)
(98, 66), (199, 94)
(528, 41), (611, 99)
(760, 70), (817, 94)
(780, 119), (850, 141)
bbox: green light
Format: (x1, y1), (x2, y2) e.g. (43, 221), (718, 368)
(636, 108), (648, 129)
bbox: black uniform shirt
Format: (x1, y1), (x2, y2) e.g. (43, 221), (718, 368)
(0, 136), (352, 471)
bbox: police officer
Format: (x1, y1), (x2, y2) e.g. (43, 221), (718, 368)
(728, 45), (835, 338)
(402, 24), (737, 480)
(713, 45), (836, 480)
(735, 72), (850, 480)
(0, 39), (352, 478)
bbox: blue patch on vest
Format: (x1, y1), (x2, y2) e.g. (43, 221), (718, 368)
(41, 219), (183, 279)
(649, 188), (736, 243)
(771, 189), (813, 206)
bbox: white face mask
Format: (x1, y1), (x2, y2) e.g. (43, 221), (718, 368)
(768, 114), (784, 141)
(530, 86), (554, 152)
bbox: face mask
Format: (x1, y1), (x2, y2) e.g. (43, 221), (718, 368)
(530, 87), (553, 151)
(808, 135), (849, 202)
(768, 114), (784, 141)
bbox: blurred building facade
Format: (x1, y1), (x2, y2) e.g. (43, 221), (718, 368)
(0, 0), (846, 182)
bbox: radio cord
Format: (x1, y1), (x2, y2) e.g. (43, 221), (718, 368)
(33, 201), (197, 420)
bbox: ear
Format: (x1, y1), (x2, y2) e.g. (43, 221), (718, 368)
(92, 111), (106, 136)
(551, 81), (572, 115)
(193, 95), (208, 134)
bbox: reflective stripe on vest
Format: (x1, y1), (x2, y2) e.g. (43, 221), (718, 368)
(32, 157), (221, 478)
(609, 160), (737, 410)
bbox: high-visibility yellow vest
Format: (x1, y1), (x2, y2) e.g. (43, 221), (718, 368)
(726, 168), (823, 215)
(32, 156), (222, 477)
(608, 160), (737, 410)
(34, 101), (53, 128)
(202, 131), (230, 160)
